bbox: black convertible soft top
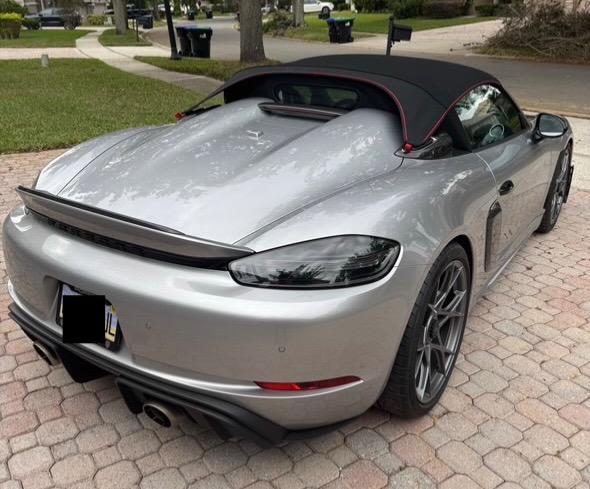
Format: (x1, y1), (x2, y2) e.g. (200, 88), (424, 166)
(192, 54), (501, 147)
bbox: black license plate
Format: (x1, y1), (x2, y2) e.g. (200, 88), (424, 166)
(58, 284), (121, 350)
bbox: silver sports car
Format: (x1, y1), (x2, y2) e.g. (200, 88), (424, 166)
(4, 55), (574, 445)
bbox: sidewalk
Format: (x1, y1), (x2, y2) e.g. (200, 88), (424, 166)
(75, 31), (222, 93)
(0, 47), (85, 59)
(353, 19), (502, 54)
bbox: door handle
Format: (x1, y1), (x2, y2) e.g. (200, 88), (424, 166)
(499, 180), (514, 196)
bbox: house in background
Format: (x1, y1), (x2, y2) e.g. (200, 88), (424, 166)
(14, 0), (107, 17)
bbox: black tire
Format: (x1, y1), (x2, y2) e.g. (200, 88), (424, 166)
(321, 6), (330, 14)
(536, 143), (572, 234)
(377, 242), (471, 417)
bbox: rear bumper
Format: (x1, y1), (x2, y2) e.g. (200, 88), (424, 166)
(9, 302), (351, 446)
(4, 206), (427, 430)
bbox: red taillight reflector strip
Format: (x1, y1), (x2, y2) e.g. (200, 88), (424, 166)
(175, 112), (184, 121)
(255, 376), (361, 391)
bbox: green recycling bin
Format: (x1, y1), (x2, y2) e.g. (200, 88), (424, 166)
(326, 17), (354, 43)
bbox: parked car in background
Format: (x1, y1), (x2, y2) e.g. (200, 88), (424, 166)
(261, 4), (275, 15)
(289, 0), (333, 15)
(25, 8), (81, 29)
(304, 0), (333, 14)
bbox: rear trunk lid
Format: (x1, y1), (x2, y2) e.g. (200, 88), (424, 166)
(53, 99), (404, 244)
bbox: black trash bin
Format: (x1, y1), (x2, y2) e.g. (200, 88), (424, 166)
(205, 9), (213, 18)
(187, 10), (195, 20)
(187, 26), (212, 58)
(138, 15), (153, 29)
(175, 26), (191, 56)
(326, 17), (354, 43)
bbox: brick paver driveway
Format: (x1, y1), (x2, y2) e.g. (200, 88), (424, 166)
(1, 151), (589, 489)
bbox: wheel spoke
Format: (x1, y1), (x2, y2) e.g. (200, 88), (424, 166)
(444, 266), (462, 297)
(415, 346), (431, 401)
(432, 332), (454, 355)
(437, 290), (466, 328)
(424, 346), (432, 397)
(434, 265), (462, 308)
(415, 348), (425, 378)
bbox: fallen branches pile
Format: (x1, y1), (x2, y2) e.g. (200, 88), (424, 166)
(485, 0), (590, 62)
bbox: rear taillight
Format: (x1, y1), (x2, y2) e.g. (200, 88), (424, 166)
(255, 376), (361, 391)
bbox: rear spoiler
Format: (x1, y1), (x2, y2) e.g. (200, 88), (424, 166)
(17, 186), (253, 268)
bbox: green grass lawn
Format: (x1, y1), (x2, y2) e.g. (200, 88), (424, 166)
(135, 56), (278, 81)
(0, 59), (199, 153)
(0, 29), (92, 48)
(98, 28), (152, 46)
(283, 25), (372, 42)
(282, 12), (497, 41)
(153, 12), (230, 26)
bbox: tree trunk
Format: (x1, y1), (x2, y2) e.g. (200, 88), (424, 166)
(240, 0), (266, 62)
(113, 0), (127, 35)
(152, 4), (161, 21)
(293, 0), (304, 27)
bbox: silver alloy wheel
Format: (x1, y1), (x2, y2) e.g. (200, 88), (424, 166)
(415, 260), (468, 403)
(550, 148), (570, 224)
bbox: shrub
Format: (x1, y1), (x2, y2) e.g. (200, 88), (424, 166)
(263, 9), (292, 34)
(461, 0), (472, 14)
(333, 0), (348, 10)
(485, 0), (590, 61)
(422, 0), (463, 18)
(0, 0), (26, 16)
(475, 3), (497, 16)
(0, 12), (21, 39)
(87, 14), (106, 25)
(22, 17), (40, 29)
(354, 0), (389, 12)
(389, 0), (424, 18)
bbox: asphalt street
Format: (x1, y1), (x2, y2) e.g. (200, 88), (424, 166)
(147, 17), (590, 117)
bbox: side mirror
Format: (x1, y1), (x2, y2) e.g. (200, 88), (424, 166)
(534, 113), (567, 141)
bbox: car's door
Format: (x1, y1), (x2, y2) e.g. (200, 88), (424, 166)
(303, 0), (318, 13)
(38, 8), (51, 25)
(54, 8), (66, 25)
(42, 8), (59, 25)
(454, 84), (553, 265)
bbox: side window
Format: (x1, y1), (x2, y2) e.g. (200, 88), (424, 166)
(455, 84), (525, 149)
